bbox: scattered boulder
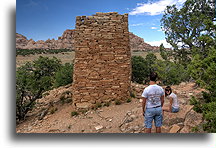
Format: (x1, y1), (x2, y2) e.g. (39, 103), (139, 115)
(95, 125), (103, 131)
(169, 124), (181, 133)
(38, 108), (49, 120)
(76, 102), (92, 109)
(184, 110), (203, 127)
(163, 105), (193, 126)
(48, 129), (61, 133)
(180, 110), (203, 133)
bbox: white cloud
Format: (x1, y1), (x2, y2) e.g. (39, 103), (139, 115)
(129, 0), (186, 16)
(146, 39), (172, 48)
(24, 0), (38, 7)
(151, 27), (157, 29)
(130, 23), (145, 27)
(157, 26), (165, 32)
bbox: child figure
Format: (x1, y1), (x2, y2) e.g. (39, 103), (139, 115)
(162, 86), (179, 113)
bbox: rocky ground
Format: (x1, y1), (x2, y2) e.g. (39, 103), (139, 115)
(16, 82), (205, 133)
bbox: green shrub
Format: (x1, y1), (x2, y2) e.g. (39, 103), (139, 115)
(16, 56), (61, 122)
(126, 98), (132, 103)
(201, 102), (216, 133)
(54, 63), (73, 88)
(71, 111), (79, 117)
(67, 125), (72, 129)
(188, 46), (216, 132)
(191, 127), (199, 133)
(190, 95), (216, 133)
(95, 102), (102, 109)
(59, 95), (66, 104)
(145, 52), (157, 72)
(16, 56), (74, 122)
(80, 109), (88, 114)
(65, 98), (72, 103)
(153, 60), (189, 85)
(115, 100), (121, 105)
(50, 107), (58, 114)
(130, 91), (136, 98)
(189, 96), (203, 113)
(16, 48), (73, 56)
(131, 56), (149, 84)
(132, 53), (189, 85)
(103, 102), (110, 107)
(59, 91), (72, 104)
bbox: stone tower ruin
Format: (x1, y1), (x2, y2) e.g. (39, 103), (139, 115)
(72, 12), (131, 109)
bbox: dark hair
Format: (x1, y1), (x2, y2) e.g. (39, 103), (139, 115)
(165, 86), (172, 96)
(150, 72), (157, 81)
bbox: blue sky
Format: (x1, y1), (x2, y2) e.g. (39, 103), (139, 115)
(16, 0), (186, 47)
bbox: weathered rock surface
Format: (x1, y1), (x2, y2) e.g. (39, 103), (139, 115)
(169, 124), (181, 133)
(129, 32), (159, 51)
(163, 105), (194, 126)
(180, 110), (203, 133)
(16, 31), (160, 51)
(16, 29), (75, 50)
(16, 33), (28, 48)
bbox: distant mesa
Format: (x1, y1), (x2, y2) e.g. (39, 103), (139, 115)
(16, 29), (75, 50)
(16, 29), (160, 52)
(129, 32), (160, 51)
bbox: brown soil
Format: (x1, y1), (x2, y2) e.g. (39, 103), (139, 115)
(16, 82), (205, 133)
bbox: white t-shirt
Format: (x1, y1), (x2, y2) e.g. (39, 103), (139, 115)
(169, 92), (179, 108)
(141, 84), (164, 108)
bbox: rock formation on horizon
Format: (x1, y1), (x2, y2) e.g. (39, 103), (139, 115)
(16, 30), (159, 51)
(16, 29), (75, 50)
(129, 32), (159, 51)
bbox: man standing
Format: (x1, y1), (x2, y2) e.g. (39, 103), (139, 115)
(142, 72), (164, 133)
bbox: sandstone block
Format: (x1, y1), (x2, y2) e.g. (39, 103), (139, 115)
(76, 102), (91, 109)
(169, 124), (181, 133)
(163, 105), (193, 126)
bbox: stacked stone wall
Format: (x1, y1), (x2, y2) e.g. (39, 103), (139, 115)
(72, 12), (131, 109)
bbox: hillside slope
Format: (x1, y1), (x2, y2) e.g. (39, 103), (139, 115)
(16, 82), (204, 133)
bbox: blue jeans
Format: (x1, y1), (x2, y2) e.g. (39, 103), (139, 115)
(144, 107), (163, 128)
(172, 107), (179, 113)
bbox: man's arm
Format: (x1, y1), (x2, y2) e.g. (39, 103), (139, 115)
(142, 97), (147, 114)
(160, 95), (164, 107)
